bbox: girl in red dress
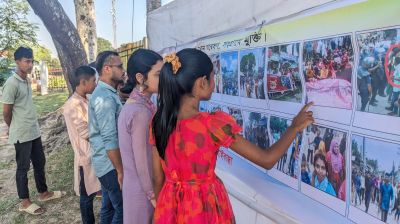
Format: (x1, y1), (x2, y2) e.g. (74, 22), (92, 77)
(151, 48), (314, 224)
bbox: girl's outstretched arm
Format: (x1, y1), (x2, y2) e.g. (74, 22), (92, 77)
(230, 102), (314, 170)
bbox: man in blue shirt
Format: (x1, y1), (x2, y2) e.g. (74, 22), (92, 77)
(89, 51), (125, 223)
(380, 174), (393, 223)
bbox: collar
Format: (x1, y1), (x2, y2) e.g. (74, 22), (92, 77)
(13, 72), (28, 82)
(72, 92), (88, 103)
(98, 80), (117, 93)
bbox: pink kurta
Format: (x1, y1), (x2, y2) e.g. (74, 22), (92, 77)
(63, 93), (101, 195)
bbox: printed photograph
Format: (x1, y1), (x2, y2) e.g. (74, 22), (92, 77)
(302, 124), (347, 200)
(270, 116), (302, 178)
(207, 102), (223, 113)
(351, 135), (400, 223)
(356, 28), (400, 117)
(242, 111), (269, 150)
(303, 35), (354, 109)
(221, 51), (239, 96)
(199, 101), (208, 112)
(239, 48), (266, 99)
(210, 54), (223, 93)
(267, 43), (302, 102)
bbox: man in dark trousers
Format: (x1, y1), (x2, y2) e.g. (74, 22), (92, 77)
(1, 47), (65, 215)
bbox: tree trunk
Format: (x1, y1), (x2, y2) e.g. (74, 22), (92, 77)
(74, 0), (97, 62)
(146, 0), (161, 13)
(27, 0), (88, 94)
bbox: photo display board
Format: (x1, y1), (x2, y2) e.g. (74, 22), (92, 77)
(192, 1), (400, 223)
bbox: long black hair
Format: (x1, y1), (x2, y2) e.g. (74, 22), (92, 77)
(120, 49), (162, 94)
(153, 48), (213, 159)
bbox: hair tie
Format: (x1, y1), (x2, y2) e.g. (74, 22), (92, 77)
(163, 52), (181, 75)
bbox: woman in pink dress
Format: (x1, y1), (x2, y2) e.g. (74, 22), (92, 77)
(117, 49), (163, 223)
(326, 138), (345, 194)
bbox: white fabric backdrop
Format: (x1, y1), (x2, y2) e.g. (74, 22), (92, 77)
(147, 0), (337, 51)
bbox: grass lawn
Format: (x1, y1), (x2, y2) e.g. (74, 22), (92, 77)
(0, 145), (101, 224)
(0, 91), (69, 121)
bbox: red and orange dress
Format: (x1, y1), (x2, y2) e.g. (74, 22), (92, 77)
(150, 111), (242, 224)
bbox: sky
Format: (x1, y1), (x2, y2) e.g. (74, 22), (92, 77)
(28, 0), (174, 56)
(353, 135), (400, 173)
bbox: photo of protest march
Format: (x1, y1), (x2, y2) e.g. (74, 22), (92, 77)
(351, 135), (400, 224)
(239, 48), (266, 99)
(243, 111), (269, 150)
(302, 125), (346, 200)
(303, 35), (354, 109)
(267, 43), (302, 102)
(269, 116), (301, 179)
(356, 28), (400, 117)
(221, 51), (239, 96)
(210, 54), (223, 93)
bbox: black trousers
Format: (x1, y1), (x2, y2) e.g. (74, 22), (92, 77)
(79, 167), (96, 224)
(14, 137), (47, 199)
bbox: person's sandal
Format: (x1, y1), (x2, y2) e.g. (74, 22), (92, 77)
(18, 203), (44, 215)
(38, 191), (66, 202)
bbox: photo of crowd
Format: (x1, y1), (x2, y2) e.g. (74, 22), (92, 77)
(243, 111), (269, 150)
(239, 48), (266, 99)
(270, 116), (301, 178)
(302, 125), (346, 200)
(225, 106), (243, 130)
(351, 135), (400, 223)
(267, 43), (302, 102)
(356, 28), (400, 117)
(303, 35), (354, 109)
(210, 54), (223, 93)
(221, 51), (239, 96)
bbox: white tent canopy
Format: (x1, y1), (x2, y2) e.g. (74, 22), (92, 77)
(146, 0), (354, 51)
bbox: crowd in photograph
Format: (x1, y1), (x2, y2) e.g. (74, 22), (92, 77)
(267, 44), (302, 102)
(302, 126), (346, 200)
(352, 169), (400, 223)
(244, 113), (269, 149)
(304, 36), (353, 82)
(357, 29), (400, 116)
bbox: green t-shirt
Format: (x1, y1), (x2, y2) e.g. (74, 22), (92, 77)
(1, 73), (40, 144)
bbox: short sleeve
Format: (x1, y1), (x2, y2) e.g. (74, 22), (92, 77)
(1, 79), (17, 104)
(206, 111), (242, 147)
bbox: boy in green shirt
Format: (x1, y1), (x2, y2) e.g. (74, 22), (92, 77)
(1, 47), (65, 215)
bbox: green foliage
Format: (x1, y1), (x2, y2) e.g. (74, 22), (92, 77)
(366, 158), (378, 173)
(0, 0), (38, 52)
(240, 53), (256, 76)
(0, 0), (38, 85)
(0, 57), (14, 86)
(31, 44), (52, 62)
(248, 112), (261, 121)
(270, 117), (288, 133)
(97, 37), (114, 54)
(48, 76), (67, 90)
(352, 139), (362, 166)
